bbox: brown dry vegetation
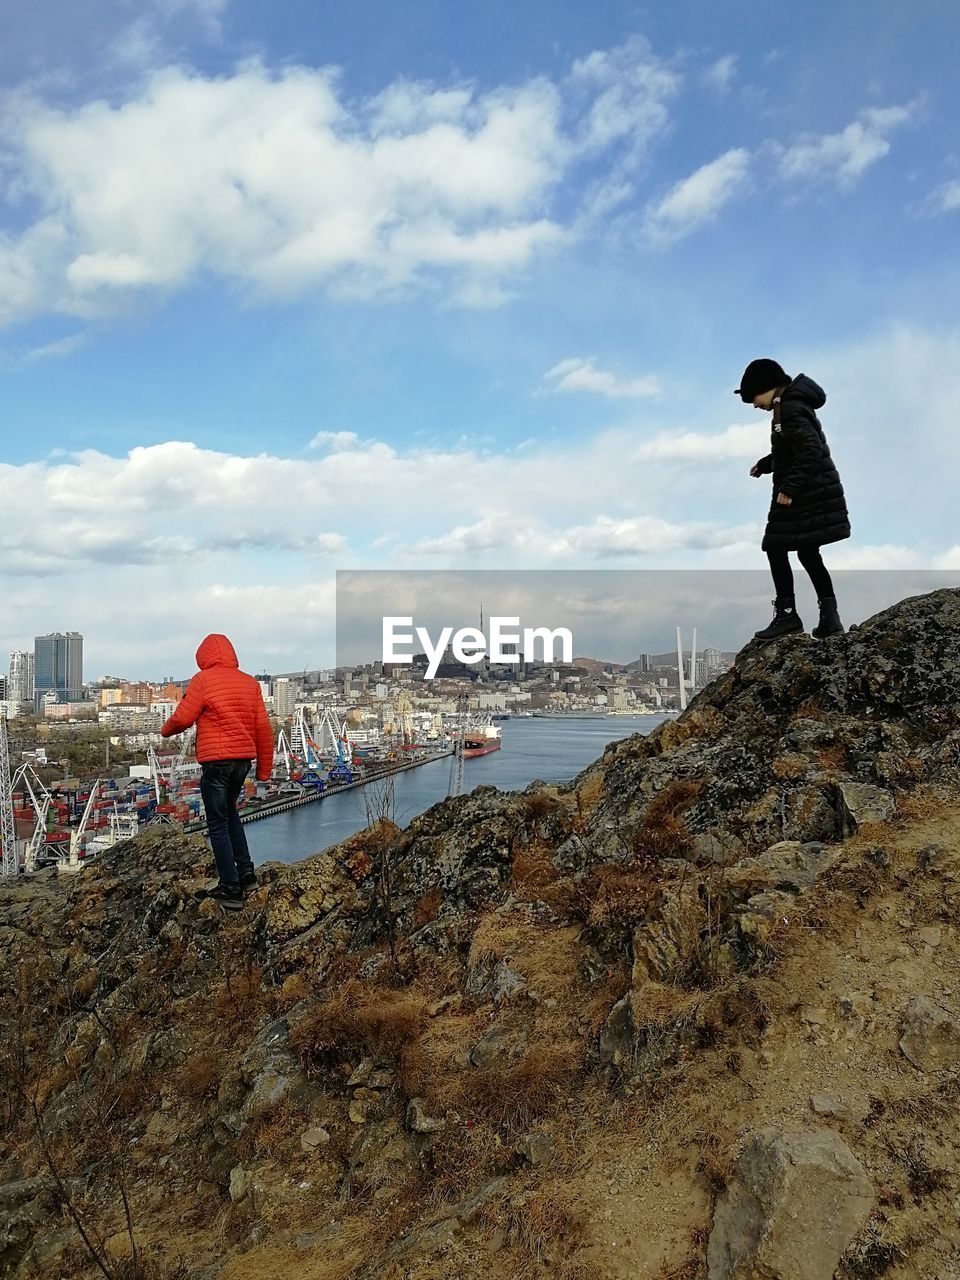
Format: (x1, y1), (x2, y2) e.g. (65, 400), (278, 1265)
(290, 981), (429, 1075)
(634, 779), (701, 859)
(176, 1049), (225, 1101)
(3, 786), (960, 1280)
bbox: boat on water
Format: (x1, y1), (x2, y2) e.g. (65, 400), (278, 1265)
(462, 719), (502, 758)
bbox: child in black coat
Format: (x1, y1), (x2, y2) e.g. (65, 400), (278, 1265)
(737, 358), (850, 640)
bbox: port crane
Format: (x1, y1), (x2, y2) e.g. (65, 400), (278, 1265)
(393, 692), (414, 748)
(169, 727), (196, 789)
(274, 728), (312, 794)
(276, 728), (292, 778)
(447, 694), (467, 798)
(146, 746), (166, 804)
(10, 762), (53, 874)
(291, 707), (324, 769)
(0, 711), (17, 876)
(68, 780), (101, 869)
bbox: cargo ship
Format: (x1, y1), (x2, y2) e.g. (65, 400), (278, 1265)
(462, 720), (502, 758)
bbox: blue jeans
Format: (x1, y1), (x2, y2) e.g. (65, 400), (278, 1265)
(200, 759), (254, 887)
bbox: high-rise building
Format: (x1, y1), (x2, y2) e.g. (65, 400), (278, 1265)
(9, 651), (34, 704)
(273, 677), (298, 719)
(33, 632), (83, 709)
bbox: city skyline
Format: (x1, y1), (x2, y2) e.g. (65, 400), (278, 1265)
(6, 566), (960, 682)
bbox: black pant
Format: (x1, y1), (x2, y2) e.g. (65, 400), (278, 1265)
(200, 759), (254, 886)
(767, 546), (835, 602)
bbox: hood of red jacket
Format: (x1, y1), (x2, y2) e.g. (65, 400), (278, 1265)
(196, 634), (239, 670)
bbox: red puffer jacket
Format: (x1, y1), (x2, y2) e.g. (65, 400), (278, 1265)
(161, 634), (275, 781)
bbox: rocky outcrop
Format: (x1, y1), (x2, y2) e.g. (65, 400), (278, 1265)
(2, 590), (960, 1280)
(899, 996), (960, 1071)
(575, 587), (960, 856)
(707, 1128), (873, 1280)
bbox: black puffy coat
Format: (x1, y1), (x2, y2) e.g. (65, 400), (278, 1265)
(754, 374), (850, 551)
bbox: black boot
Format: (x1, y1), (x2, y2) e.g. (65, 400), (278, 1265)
(754, 597), (804, 640)
(811, 595), (843, 639)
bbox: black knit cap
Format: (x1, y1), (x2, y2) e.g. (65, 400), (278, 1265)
(735, 358), (791, 403)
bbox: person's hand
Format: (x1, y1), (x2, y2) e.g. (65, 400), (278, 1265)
(776, 491), (793, 506)
(749, 463), (761, 477)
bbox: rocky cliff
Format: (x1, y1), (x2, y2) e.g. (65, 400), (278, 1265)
(2, 590), (960, 1280)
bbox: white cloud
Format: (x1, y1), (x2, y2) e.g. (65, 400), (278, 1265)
(543, 357), (660, 398)
(632, 423), (767, 461)
(924, 178), (960, 215)
(24, 332), (86, 362)
(309, 430), (363, 452)
(827, 544), (924, 569)
(3, 324), (959, 669)
(569, 36), (680, 156)
(551, 515), (758, 557)
(107, 0), (228, 70)
(776, 103), (917, 190)
(156, 0), (228, 20)
(643, 148), (750, 245)
(0, 40), (678, 325)
(405, 513), (753, 560)
(702, 55), (737, 93)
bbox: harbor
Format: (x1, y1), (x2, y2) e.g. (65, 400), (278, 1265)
(0, 712), (666, 874)
(183, 745), (453, 831)
(244, 713), (667, 866)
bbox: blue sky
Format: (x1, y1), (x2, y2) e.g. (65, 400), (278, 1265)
(1, 0), (959, 676)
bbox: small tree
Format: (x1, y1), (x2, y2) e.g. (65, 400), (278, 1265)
(362, 774), (405, 979)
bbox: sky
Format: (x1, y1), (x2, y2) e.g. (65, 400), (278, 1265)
(1, 0), (959, 677)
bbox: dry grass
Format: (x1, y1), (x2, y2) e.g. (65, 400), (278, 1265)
(413, 887), (444, 929)
(793, 696), (826, 720)
(453, 1043), (583, 1130)
(892, 786), (943, 824)
(217, 1211), (386, 1280)
(289, 981), (428, 1076)
(251, 1100), (302, 1160)
(521, 788), (562, 826)
(656, 1231), (709, 1279)
(467, 914), (585, 1012)
(636, 780), (702, 860)
(817, 742), (850, 771)
(211, 965), (265, 1031)
(176, 1049), (225, 1101)
(424, 1120), (508, 1203)
(693, 1130), (734, 1193)
(468, 913), (524, 969)
(575, 864), (659, 930)
(510, 840), (557, 897)
(571, 772), (604, 815)
(496, 1179), (589, 1265)
(272, 972), (314, 1014)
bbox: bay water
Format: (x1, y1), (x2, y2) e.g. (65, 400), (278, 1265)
(246, 712), (668, 867)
